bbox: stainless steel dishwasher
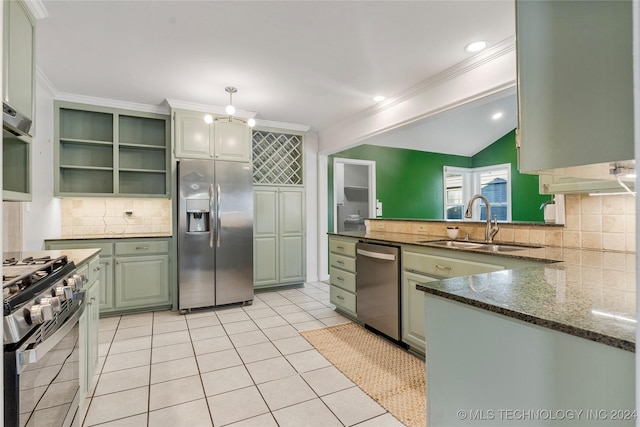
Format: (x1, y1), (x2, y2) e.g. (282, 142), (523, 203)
(356, 242), (400, 340)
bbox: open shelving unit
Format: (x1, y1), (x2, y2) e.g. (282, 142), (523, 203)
(55, 102), (170, 197)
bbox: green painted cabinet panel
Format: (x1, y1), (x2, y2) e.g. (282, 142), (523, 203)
(402, 271), (437, 352)
(4, 0), (34, 120)
(215, 120), (252, 162)
(114, 255), (170, 309)
(174, 110), (214, 159)
(79, 256), (100, 415)
(3, 132), (31, 201)
(253, 186), (305, 288)
(54, 101), (170, 197)
(328, 235), (358, 319)
(98, 258), (114, 311)
(516, 0), (633, 172)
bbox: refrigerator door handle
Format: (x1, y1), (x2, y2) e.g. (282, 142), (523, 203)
(209, 183), (215, 248)
(216, 184), (221, 248)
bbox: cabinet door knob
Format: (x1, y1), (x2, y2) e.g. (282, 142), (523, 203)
(336, 295), (345, 300)
(435, 264), (452, 271)
(93, 266), (101, 271)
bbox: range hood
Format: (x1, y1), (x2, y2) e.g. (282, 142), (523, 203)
(3, 102), (31, 136)
(538, 161), (636, 195)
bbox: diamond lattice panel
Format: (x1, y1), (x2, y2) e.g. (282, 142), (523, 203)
(252, 131), (303, 185)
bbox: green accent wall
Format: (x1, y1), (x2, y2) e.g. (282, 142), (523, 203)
(329, 129), (550, 230)
(471, 130), (551, 222)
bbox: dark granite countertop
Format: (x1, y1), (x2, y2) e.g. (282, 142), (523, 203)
(330, 231), (636, 352)
(46, 233), (172, 241)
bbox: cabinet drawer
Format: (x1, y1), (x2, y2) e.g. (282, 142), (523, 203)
(46, 240), (113, 256)
(403, 251), (503, 278)
(87, 256), (101, 285)
(329, 267), (356, 293)
(329, 238), (357, 257)
(115, 240), (169, 255)
(330, 253), (356, 272)
(330, 286), (356, 314)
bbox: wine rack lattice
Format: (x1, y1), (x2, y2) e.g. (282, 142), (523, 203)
(252, 131), (303, 185)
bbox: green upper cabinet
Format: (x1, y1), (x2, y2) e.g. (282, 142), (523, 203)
(3, 0), (35, 121)
(54, 101), (170, 197)
(516, 0), (634, 173)
(173, 109), (252, 162)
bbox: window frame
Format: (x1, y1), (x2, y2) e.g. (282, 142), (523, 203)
(443, 163), (512, 222)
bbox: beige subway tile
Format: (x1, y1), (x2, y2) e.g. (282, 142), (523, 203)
(625, 233), (636, 253)
(105, 216), (127, 225)
(580, 215), (601, 232)
(561, 249), (582, 265)
(603, 252), (627, 270)
(105, 225), (127, 234)
(602, 196), (626, 215)
(625, 215), (636, 233)
(624, 195), (636, 215)
(581, 195), (602, 215)
(564, 195), (581, 215)
(564, 214), (580, 231)
(61, 215), (72, 226)
(602, 233), (626, 251)
(529, 229), (545, 245)
(562, 231), (581, 248)
(581, 250), (603, 267)
(411, 223), (429, 234)
(514, 228), (529, 244)
(72, 199), (84, 208)
(625, 253), (636, 270)
(602, 215), (625, 233)
(544, 230), (562, 247)
(72, 217), (85, 226)
(581, 232), (602, 250)
(61, 226), (73, 237)
(496, 226), (514, 243)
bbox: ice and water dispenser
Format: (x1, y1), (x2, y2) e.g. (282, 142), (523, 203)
(186, 199), (210, 232)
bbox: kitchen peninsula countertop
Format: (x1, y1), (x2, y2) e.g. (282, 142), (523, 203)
(330, 230), (636, 352)
(4, 249), (102, 267)
(46, 233), (172, 241)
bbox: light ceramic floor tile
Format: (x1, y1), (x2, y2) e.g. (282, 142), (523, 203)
(197, 348), (243, 373)
(262, 298), (293, 308)
(322, 387), (386, 426)
(281, 312), (315, 324)
(148, 398), (213, 427)
(242, 300), (269, 311)
(201, 365), (254, 396)
(94, 366), (150, 396)
(98, 330), (116, 344)
(186, 315), (221, 328)
(286, 295), (316, 304)
(301, 366), (355, 396)
(228, 330), (269, 348)
(108, 336), (152, 355)
(286, 350), (331, 373)
(306, 307), (340, 319)
(261, 325), (299, 341)
(272, 398), (342, 427)
(245, 357), (297, 384)
(206, 386), (269, 427)
(222, 320), (259, 335)
(113, 325), (152, 341)
(354, 413), (406, 426)
(118, 313), (153, 329)
(257, 375), (317, 411)
(192, 336), (234, 355)
(98, 342), (110, 357)
(226, 413), (279, 427)
(189, 324), (226, 341)
(152, 330), (192, 347)
(84, 386), (148, 426)
(183, 309), (219, 319)
(216, 311), (251, 324)
(149, 375), (205, 411)
(272, 304), (304, 315)
(321, 315), (351, 327)
(152, 310), (184, 324)
(292, 320), (326, 331)
(271, 336), (313, 355)
(152, 320), (188, 334)
(102, 349), (151, 373)
(252, 315), (289, 329)
(235, 342), (281, 364)
(150, 357), (199, 384)
(98, 317), (120, 331)
(296, 301), (327, 311)
(85, 413), (147, 427)
(245, 308), (278, 319)
(151, 342), (195, 364)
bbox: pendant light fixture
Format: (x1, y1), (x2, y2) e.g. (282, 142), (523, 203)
(203, 86), (256, 127)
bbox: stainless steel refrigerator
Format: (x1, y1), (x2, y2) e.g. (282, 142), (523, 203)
(178, 159), (254, 310)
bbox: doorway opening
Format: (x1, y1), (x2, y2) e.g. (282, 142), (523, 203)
(333, 158), (376, 232)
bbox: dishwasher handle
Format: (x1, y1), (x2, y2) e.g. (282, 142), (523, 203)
(356, 248), (396, 261)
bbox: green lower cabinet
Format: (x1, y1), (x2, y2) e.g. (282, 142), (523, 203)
(98, 258), (114, 311)
(402, 271), (438, 353)
(254, 236), (278, 286)
(114, 255), (170, 309)
(79, 257), (100, 417)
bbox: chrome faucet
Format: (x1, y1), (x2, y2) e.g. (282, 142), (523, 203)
(464, 194), (499, 243)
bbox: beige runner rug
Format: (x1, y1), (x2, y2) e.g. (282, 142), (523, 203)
(300, 322), (426, 427)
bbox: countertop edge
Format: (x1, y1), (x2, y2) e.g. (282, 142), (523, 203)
(417, 285), (635, 353)
(45, 234), (172, 241)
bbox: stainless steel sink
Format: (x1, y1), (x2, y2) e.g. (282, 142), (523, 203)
(418, 239), (541, 252)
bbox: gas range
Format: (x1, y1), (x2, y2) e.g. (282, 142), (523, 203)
(3, 254), (86, 346)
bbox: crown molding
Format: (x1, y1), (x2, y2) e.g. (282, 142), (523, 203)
(328, 36), (516, 132)
(23, 0), (48, 20)
(36, 67), (57, 97)
(54, 93), (170, 115)
(165, 98), (256, 119)
(254, 119), (311, 133)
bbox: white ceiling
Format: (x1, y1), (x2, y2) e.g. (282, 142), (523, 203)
(36, 0), (516, 152)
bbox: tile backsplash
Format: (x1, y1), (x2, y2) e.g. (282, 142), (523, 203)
(366, 193), (636, 252)
(61, 198), (172, 237)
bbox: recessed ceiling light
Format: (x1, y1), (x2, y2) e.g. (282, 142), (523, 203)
(465, 41), (489, 53)
(372, 95), (386, 102)
(491, 112), (504, 120)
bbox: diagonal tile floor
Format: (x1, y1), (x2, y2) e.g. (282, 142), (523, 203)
(82, 281), (406, 427)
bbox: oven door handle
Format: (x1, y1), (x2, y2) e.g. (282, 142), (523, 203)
(17, 303), (85, 370)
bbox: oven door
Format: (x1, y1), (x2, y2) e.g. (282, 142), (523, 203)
(5, 304), (85, 427)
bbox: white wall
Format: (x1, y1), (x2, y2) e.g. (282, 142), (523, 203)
(21, 75), (61, 250)
(304, 132), (319, 283)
